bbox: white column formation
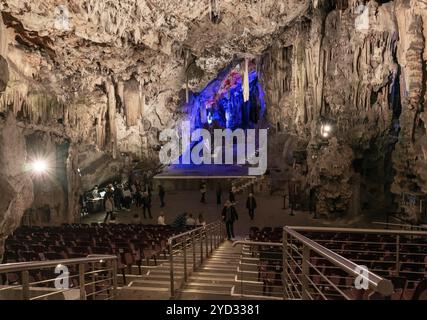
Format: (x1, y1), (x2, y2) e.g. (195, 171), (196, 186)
(242, 58), (250, 102)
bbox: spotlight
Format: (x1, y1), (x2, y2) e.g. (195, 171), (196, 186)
(320, 123), (333, 139)
(323, 124), (332, 133)
(32, 160), (48, 174)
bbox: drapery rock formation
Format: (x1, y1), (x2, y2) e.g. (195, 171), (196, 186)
(260, 0), (427, 219)
(0, 0), (426, 255)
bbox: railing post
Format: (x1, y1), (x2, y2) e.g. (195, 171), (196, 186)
(240, 244), (243, 297)
(200, 229), (204, 263)
(205, 227), (209, 258)
(192, 232), (196, 271)
(210, 226), (213, 253)
(216, 223), (220, 247)
(169, 241), (175, 298)
(112, 258), (118, 299)
(91, 262), (96, 300)
(183, 237), (187, 283)
(22, 270), (30, 300)
(396, 235), (400, 276)
(79, 263), (86, 300)
(283, 229), (289, 300)
(301, 245), (310, 300)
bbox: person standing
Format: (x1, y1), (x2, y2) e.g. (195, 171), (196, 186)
(104, 191), (115, 223)
(222, 201), (238, 240)
(246, 192), (257, 221)
(113, 182), (124, 211)
(142, 192), (152, 219)
(200, 182), (207, 203)
(216, 183), (222, 206)
(309, 188), (318, 219)
(158, 185), (166, 207)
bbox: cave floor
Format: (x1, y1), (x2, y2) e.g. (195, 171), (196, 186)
(81, 190), (380, 236)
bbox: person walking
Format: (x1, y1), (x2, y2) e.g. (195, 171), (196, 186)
(246, 192), (257, 221)
(158, 185), (166, 207)
(142, 191), (152, 219)
(216, 183), (222, 206)
(200, 182), (207, 204)
(104, 189), (115, 223)
(221, 200), (238, 240)
(309, 188), (318, 219)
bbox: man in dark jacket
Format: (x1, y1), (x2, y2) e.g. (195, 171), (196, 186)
(113, 182), (124, 211)
(221, 201), (238, 240)
(142, 192), (152, 219)
(158, 185), (166, 207)
(216, 183), (222, 206)
(246, 192), (257, 220)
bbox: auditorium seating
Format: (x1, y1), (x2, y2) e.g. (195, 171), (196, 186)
(2, 223), (195, 286)
(248, 226), (427, 300)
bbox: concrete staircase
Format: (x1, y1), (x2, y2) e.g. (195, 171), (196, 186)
(116, 238), (282, 300)
(176, 241), (240, 299)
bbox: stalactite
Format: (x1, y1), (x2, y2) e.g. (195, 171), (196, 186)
(242, 58), (250, 103)
(106, 80), (117, 159)
(185, 49), (190, 103)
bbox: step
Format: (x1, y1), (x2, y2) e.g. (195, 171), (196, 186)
(192, 271), (235, 278)
(201, 266), (237, 273)
(130, 279), (171, 286)
(178, 288), (231, 296)
(188, 276), (236, 283)
(185, 282), (233, 289)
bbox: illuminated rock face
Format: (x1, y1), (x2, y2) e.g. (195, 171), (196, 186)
(0, 0), (426, 249)
(0, 114), (34, 262)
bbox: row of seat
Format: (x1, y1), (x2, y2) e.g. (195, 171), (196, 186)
(248, 226), (427, 300)
(3, 223), (195, 286)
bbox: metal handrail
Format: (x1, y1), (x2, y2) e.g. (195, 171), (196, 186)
(233, 241), (282, 247)
(372, 221), (427, 231)
(167, 220), (225, 298)
(0, 254), (118, 300)
(0, 255), (117, 273)
(290, 226), (427, 236)
(283, 227), (394, 296)
(168, 223), (212, 243)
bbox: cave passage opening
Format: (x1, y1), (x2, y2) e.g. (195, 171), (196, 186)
(187, 60), (266, 133)
(157, 60), (268, 178)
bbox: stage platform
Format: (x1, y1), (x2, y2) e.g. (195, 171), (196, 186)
(153, 163), (255, 179)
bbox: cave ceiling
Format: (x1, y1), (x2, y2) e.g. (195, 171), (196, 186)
(0, 0), (311, 100)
